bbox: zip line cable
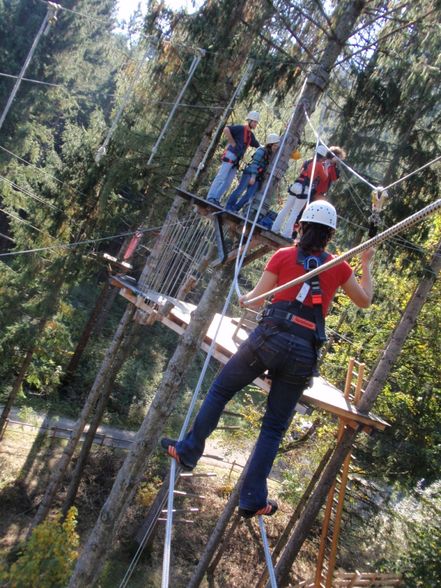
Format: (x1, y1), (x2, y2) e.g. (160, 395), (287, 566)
(0, 144), (90, 200)
(383, 155), (441, 191)
(245, 198), (441, 306)
(0, 71), (65, 88)
(0, 207), (50, 236)
(304, 106), (441, 194)
(0, 174), (70, 215)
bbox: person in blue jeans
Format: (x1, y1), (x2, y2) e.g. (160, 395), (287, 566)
(206, 111), (260, 204)
(225, 133), (280, 213)
(162, 201), (375, 518)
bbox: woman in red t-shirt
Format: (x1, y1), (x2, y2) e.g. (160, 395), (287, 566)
(162, 201), (374, 519)
(272, 145), (346, 239)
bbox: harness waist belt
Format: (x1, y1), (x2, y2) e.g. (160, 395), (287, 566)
(260, 308), (316, 331)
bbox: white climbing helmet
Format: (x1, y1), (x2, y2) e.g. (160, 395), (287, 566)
(300, 200), (337, 229)
(316, 144), (328, 157)
(246, 110), (260, 122)
(266, 133), (280, 144)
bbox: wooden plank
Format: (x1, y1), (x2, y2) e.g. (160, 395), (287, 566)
(175, 187), (290, 248)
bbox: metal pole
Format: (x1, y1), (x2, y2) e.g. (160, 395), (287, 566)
(0, 3), (59, 132)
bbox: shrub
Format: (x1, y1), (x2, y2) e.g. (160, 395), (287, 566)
(1, 508), (79, 588)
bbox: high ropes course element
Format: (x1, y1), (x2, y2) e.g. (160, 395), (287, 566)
(110, 69), (440, 583)
(3, 3), (439, 584)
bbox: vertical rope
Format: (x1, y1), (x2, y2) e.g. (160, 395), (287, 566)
(258, 516), (278, 588)
(160, 78), (311, 588)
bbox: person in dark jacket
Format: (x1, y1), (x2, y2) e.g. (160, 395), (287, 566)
(206, 111), (260, 205)
(225, 133), (280, 213)
(162, 200), (374, 518)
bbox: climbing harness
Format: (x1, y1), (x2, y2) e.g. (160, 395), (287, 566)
(221, 123), (253, 166)
(258, 249), (329, 346)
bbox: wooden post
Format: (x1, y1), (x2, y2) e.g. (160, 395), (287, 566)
(325, 364), (365, 587)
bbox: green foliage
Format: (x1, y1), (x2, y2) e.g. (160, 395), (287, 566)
(0, 508), (79, 588)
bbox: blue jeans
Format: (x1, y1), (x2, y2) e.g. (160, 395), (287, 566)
(176, 321), (316, 511)
(206, 150), (238, 202)
(226, 173), (260, 211)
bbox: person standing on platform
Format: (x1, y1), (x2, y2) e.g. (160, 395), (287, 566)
(225, 133), (281, 213)
(271, 145), (346, 239)
(162, 200), (374, 518)
(206, 111), (261, 205)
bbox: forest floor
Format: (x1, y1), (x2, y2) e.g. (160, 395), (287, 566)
(0, 417), (319, 587)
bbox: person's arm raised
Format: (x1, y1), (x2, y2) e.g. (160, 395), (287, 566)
(341, 248), (375, 308)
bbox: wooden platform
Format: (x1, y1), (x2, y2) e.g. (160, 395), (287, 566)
(111, 275), (388, 431)
(176, 187), (291, 264)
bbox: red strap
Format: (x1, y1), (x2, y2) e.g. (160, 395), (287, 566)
(291, 315), (316, 331)
(311, 294), (323, 305)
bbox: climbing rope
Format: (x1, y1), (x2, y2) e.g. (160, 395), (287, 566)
(245, 198), (441, 306)
(258, 515), (278, 588)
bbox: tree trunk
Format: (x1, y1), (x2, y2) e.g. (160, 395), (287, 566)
(255, 0), (368, 214)
(272, 238), (441, 587)
(0, 317), (47, 441)
(61, 280), (113, 385)
(61, 322), (142, 516)
(68, 262), (235, 587)
(31, 305), (136, 530)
